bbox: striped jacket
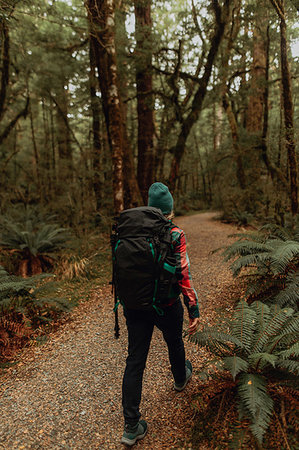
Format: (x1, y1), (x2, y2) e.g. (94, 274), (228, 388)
(167, 224), (200, 319)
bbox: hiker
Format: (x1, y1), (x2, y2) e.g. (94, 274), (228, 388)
(118, 182), (200, 446)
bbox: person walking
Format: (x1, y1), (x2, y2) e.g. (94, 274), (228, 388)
(120, 182), (200, 446)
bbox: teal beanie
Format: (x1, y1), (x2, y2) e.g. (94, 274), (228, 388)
(148, 182), (173, 215)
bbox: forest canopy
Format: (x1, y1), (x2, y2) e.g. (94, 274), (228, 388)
(0, 0), (298, 224)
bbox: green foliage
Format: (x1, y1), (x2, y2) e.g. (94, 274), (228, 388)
(218, 210), (255, 226)
(189, 300), (299, 443)
(0, 265), (70, 320)
(0, 264), (72, 361)
(221, 225), (299, 310)
(0, 209), (70, 276)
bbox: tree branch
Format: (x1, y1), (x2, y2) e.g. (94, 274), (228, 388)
(0, 19), (10, 122)
(0, 97), (29, 146)
(49, 92), (84, 155)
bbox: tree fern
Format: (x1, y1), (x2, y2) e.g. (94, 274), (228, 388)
(0, 215), (70, 276)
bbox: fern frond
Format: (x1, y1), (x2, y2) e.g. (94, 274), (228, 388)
(230, 253), (271, 277)
(237, 373), (273, 443)
(231, 301), (257, 352)
(274, 272), (299, 310)
(248, 352), (277, 370)
(188, 328), (242, 357)
(251, 302), (271, 332)
(269, 240), (299, 275)
(278, 342), (299, 359)
(251, 306), (294, 353)
(223, 356), (249, 380)
(277, 359), (299, 376)
(222, 241), (272, 262)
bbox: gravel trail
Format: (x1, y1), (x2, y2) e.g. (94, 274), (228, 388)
(0, 212), (239, 449)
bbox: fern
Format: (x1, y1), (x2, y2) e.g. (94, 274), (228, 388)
(278, 342), (299, 359)
(221, 226), (299, 311)
(269, 240), (299, 274)
(191, 301), (299, 443)
(0, 265), (71, 325)
(277, 360), (299, 377)
(0, 214), (70, 276)
(231, 301), (256, 352)
(223, 356), (249, 380)
(251, 306), (294, 354)
(237, 373), (274, 442)
(274, 272), (299, 309)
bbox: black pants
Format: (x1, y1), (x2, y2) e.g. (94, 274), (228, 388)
(122, 300), (186, 425)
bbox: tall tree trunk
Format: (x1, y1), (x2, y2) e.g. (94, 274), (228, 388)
(49, 98), (57, 191)
(222, 94), (246, 189)
(0, 18), (9, 122)
(89, 37), (102, 212)
(168, 0), (231, 192)
(29, 98), (42, 200)
(270, 0), (298, 218)
(135, 0), (154, 202)
(41, 97), (53, 200)
(0, 18), (29, 146)
(85, 0), (124, 213)
(55, 83), (73, 183)
(246, 17), (267, 134)
(115, 4), (141, 209)
(219, 0), (246, 190)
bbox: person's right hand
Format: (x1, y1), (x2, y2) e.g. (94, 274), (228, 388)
(189, 317), (200, 335)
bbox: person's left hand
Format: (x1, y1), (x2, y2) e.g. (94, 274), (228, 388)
(189, 317), (200, 335)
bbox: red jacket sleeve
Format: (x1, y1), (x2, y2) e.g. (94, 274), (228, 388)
(171, 226), (200, 319)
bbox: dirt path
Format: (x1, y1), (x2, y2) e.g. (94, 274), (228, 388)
(0, 212), (239, 449)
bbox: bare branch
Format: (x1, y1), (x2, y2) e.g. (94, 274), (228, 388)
(0, 97), (29, 146)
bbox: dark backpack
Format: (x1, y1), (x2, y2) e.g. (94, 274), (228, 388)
(111, 206), (179, 336)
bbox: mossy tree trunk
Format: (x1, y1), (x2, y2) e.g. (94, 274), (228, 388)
(85, 0), (124, 213)
(270, 0), (298, 219)
(135, 0), (155, 202)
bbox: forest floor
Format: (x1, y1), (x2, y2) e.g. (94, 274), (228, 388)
(0, 212), (242, 449)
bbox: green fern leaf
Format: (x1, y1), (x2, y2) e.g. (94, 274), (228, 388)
(278, 342), (299, 359)
(252, 306), (294, 353)
(230, 253), (271, 277)
(231, 301), (257, 351)
(277, 359), (299, 376)
(248, 352), (277, 370)
(223, 356), (249, 380)
(237, 373), (273, 442)
(274, 272), (299, 310)
(269, 241), (299, 275)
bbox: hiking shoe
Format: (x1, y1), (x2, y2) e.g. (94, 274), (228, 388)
(174, 360), (192, 391)
(121, 420), (148, 446)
